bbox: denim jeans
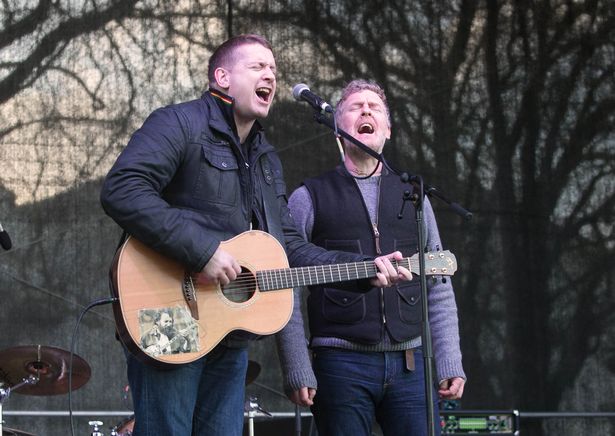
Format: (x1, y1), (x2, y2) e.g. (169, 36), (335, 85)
(311, 347), (441, 436)
(126, 343), (248, 436)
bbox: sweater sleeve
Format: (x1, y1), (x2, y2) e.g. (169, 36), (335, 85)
(287, 186), (313, 240)
(274, 186), (318, 394)
(275, 287), (318, 394)
(424, 197), (466, 382)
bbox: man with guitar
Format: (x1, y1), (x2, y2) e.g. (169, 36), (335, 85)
(101, 36), (410, 436)
(277, 80), (466, 436)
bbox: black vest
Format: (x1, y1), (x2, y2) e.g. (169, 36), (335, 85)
(303, 165), (423, 344)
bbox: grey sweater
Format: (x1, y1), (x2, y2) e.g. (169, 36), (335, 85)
(275, 176), (466, 394)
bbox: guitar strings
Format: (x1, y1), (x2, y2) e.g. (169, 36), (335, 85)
(194, 260), (423, 295)
(187, 258), (429, 296)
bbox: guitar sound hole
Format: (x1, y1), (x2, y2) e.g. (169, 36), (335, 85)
(222, 267), (256, 303)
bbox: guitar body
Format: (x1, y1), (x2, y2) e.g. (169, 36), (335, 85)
(110, 230), (293, 368)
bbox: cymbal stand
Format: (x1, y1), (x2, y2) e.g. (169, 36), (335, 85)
(0, 375), (39, 434)
(88, 420), (104, 436)
(244, 396), (272, 436)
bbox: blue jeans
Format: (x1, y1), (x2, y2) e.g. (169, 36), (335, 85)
(311, 348), (441, 436)
(126, 343), (248, 436)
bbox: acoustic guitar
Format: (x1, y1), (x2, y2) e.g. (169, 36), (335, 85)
(110, 230), (457, 368)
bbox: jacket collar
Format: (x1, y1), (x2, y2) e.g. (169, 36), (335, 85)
(206, 88), (264, 145)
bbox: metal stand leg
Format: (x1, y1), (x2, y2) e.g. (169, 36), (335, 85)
(0, 375), (39, 435)
(89, 420), (105, 436)
(244, 396), (272, 436)
(247, 410), (256, 436)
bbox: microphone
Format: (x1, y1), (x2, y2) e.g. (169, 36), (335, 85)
(292, 83), (334, 113)
(0, 222), (12, 250)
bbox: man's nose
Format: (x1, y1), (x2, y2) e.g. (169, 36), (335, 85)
(263, 67), (275, 81)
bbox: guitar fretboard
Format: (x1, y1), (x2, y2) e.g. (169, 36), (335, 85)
(256, 257), (417, 291)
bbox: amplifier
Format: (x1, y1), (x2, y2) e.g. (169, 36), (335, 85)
(440, 410), (519, 435)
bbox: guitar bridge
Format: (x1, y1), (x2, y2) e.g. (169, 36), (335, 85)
(183, 272), (199, 320)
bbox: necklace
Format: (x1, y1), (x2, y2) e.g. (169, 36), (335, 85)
(349, 167), (370, 176)
(348, 162), (381, 177)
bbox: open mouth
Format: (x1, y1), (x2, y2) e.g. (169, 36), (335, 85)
(256, 87), (272, 103)
(358, 123), (374, 134)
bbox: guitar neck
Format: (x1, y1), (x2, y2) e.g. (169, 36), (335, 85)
(255, 251), (455, 291)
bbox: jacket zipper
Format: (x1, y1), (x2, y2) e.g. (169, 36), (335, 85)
(370, 178), (386, 326)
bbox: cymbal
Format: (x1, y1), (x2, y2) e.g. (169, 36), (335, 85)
(0, 345), (91, 396)
(2, 427), (36, 436)
(245, 360), (261, 386)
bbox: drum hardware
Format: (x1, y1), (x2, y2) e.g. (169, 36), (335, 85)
(0, 345), (91, 396)
(249, 377), (306, 436)
(0, 344), (91, 436)
(110, 415), (134, 436)
(1, 425), (36, 436)
(245, 360), (269, 436)
(244, 396), (272, 436)
(1, 375), (38, 436)
(245, 360), (261, 386)
(88, 421), (104, 436)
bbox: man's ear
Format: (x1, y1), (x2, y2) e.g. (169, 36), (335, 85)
(214, 67), (230, 90)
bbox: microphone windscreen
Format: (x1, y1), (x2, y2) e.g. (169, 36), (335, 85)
(0, 230), (12, 250)
(292, 83), (309, 100)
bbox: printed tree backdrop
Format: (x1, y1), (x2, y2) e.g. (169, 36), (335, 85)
(0, 1), (614, 435)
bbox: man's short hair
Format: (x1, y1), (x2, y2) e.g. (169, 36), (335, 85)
(153, 309), (173, 324)
(208, 34), (273, 86)
(335, 79), (391, 126)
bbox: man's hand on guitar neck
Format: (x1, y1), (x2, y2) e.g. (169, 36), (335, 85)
(198, 246), (242, 285)
(196, 245), (411, 289)
(372, 251), (412, 288)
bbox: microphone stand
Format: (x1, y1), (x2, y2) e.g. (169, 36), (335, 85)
(312, 111), (471, 436)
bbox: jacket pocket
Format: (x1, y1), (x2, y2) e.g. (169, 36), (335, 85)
(322, 288), (366, 324)
(194, 141), (240, 214)
(396, 283), (422, 323)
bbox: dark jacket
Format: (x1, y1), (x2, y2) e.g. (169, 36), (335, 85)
(100, 90), (363, 274)
(303, 165), (423, 343)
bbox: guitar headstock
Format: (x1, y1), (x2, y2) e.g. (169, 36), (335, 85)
(424, 250), (457, 276)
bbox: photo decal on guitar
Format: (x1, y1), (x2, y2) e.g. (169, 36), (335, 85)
(138, 307), (200, 357)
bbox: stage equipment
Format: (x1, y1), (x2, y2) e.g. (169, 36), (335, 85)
(245, 360), (261, 386)
(245, 396), (272, 436)
(292, 84), (334, 113)
(0, 345), (90, 396)
(440, 410), (519, 435)
(111, 415), (134, 435)
(88, 420), (104, 436)
(1, 426), (36, 435)
(0, 222), (11, 250)
(0, 344), (90, 436)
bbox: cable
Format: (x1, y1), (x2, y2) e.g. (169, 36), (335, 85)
(69, 296), (118, 436)
(333, 111), (345, 163)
